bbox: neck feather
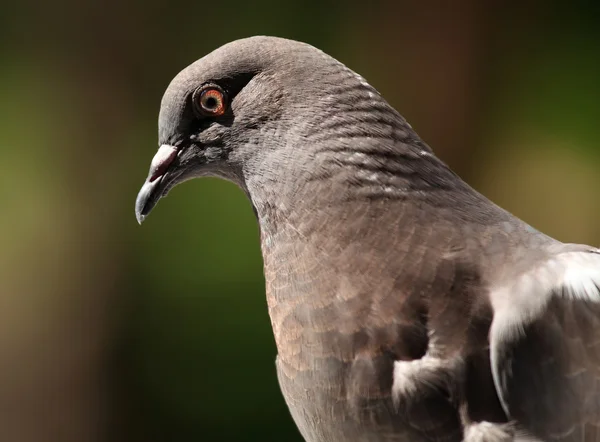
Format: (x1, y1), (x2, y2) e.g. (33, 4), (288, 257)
(240, 74), (467, 241)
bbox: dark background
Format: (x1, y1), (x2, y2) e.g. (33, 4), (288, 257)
(1, 1), (599, 441)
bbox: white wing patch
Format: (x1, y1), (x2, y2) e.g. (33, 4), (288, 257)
(489, 249), (600, 416)
(561, 252), (600, 302)
(463, 421), (543, 442)
(391, 349), (462, 408)
(490, 250), (600, 342)
(391, 354), (445, 399)
(463, 421), (513, 442)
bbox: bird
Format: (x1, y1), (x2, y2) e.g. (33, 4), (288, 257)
(135, 36), (600, 441)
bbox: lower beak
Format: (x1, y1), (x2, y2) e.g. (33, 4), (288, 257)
(135, 144), (179, 224)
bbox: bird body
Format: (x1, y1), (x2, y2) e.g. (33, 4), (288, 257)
(135, 36), (600, 441)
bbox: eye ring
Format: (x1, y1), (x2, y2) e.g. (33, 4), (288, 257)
(193, 85), (227, 117)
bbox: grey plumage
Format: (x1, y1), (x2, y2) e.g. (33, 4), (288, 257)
(135, 36), (600, 441)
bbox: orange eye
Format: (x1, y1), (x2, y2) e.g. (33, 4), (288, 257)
(196, 86), (227, 117)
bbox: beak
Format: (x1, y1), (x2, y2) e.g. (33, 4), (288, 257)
(135, 144), (179, 224)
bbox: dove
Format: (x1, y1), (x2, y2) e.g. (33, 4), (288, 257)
(135, 36), (600, 441)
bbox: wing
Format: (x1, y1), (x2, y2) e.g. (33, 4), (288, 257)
(490, 248), (600, 441)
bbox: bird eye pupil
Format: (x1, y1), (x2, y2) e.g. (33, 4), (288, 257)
(204, 96), (217, 109)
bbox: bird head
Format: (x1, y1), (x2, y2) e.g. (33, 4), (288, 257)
(135, 36), (359, 224)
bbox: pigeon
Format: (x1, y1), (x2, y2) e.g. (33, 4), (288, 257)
(135, 36), (600, 441)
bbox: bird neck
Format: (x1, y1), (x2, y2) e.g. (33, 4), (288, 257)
(239, 101), (479, 292)
(244, 138), (466, 257)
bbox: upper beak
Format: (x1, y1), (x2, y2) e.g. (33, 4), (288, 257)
(135, 144), (179, 224)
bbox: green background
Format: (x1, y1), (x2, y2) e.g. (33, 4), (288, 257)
(1, 1), (599, 441)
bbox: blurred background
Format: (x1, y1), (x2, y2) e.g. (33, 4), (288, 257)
(1, 0), (599, 440)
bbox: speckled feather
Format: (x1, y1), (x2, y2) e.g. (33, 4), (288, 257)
(136, 36), (600, 442)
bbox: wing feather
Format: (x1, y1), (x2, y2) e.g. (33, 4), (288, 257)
(490, 249), (600, 441)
